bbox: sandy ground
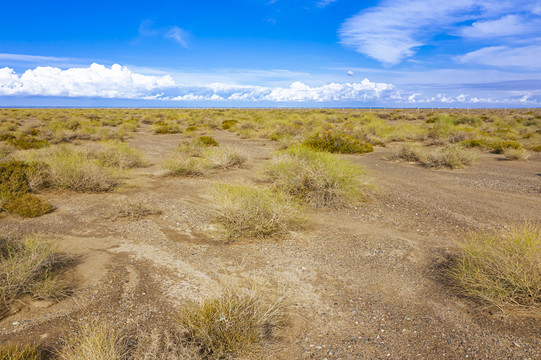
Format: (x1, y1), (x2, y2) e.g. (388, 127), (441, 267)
(1, 127), (540, 359)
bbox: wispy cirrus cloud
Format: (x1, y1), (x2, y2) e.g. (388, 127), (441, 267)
(316, 0), (337, 8)
(456, 45), (541, 69)
(0, 53), (73, 63)
(136, 20), (190, 48)
(339, 0), (541, 66)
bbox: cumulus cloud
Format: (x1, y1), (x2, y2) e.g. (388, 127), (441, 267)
(0, 63), (175, 98)
(339, 0), (540, 65)
(0, 63), (399, 102)
(456, 45), (541, 69)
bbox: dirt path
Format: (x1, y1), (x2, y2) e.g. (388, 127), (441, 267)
(1, 128), (541, 359)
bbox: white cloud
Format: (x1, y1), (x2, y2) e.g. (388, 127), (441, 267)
(165, 26), (190, 48)
(0, 63), (175, 98)
(459, 14), (537, 38)
(456, 45), (541, 69)
(338, 0), (540, 65)
(0, 53), (72, 63)
(316, 0), (337, 8)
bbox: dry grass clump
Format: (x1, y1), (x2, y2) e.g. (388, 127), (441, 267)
(105, 196), (162, 221)
(162, 141), (246, 177)
(263, 146), (369, 208)
(211, 183), (303, 240)
(152, 121), (182, 134)
(386, 144), (427, 163)
(0, 235), (73, 315)
(30, 147), (119, 192)
(423, 145), (477, 169)
(304, 130), (373, 154)
(448, 223), (541, 312)
(179, 285), (287, 358)
(91, 141), (146, 169)
(503, 147), (528, 160)
(0, 343), (43, 360)
(131, 328), (200, 360)
(207, 146), (246, 169)
(56, 317), (127, 360)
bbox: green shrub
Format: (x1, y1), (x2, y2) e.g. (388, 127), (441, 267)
(448, 223), (541, 311)
(263, 146), (368, 208)
(4, 194), (53, 218)
(185, 126), (198, 132)
(152, 121), (181, 134)
(162, 154), (211, 177)
(179, 285), (287, 358)
(0, 235), (73, 315)
(8, 136), (49, 150)
(460, 139), (486, 148)
(304, 130), (373, 154)
(221, 120), (238, 130)
(503, 147), (528, 160)
(489, 140), (522, 154)
(196, 136), (219, 147)
(0, 161), (32, 198)
(530, 144), (541, 152)
(211, 184), (303, 240)
(0, 343), (43, 360)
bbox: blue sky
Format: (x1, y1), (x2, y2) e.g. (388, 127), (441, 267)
(0, 0), (540, 107)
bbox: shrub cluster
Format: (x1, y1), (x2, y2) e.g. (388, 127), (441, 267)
(304, 130), (373, 154)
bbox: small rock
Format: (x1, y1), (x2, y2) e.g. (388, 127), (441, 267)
(12, 321), (19, 326)
(32, 300), (54, 308)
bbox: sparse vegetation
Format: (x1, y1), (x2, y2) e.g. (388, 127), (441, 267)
(448, 223), (541, 312)
(211, 183), (303, 239)
(0, 234), (73, 316)
(263, 146), (369, 208)
(386, 143), (427, 163)
(178, 285), (287, 358)
(91, 141), (146, 169)
(0, 343), (43, 360)
(105, 196), (162, 220)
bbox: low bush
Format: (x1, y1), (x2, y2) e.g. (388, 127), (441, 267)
(8, 135), (49, 150)
(211, 183), (303, 240)
(4, 194), (53, 218)
(489, 140), (522, 154)
(448, 223), (541, 312)
(221, 119), (238, 130)
(460, 139), (486, 148)
(179, 285), (287, 358)
(263, 146), (369, 208)
(208, 146), (246, 169)
(503, 147), (528, 160)
(92, 141), (146, 169)
(0, 235), (73, 315)
(304, 130), (373, 154)
(185, 126), (198, 132)
(423, 145), (476, 169)
(196, 136), (219, 147)
(162, 154), (211, 177)
(152, 121), (181, 134)
(0, 343), (43, 360)
(530, 144), (541, 152)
